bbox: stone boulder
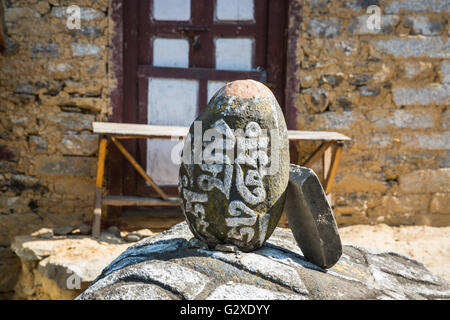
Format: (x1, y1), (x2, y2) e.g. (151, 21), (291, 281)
(179, 80), (290, 252)
(77, 222), (450, 300)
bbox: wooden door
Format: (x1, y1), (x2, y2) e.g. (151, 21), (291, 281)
(120, 0), (288, 199)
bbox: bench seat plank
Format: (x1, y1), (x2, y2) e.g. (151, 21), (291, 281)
(93, 122), (351, 141)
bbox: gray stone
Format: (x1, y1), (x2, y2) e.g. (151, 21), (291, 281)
(29, 135), (48, 153)
(30, 43), (59, 58)
(58, 134), (99, 156)
(402, 131), (450, 150)
(33, 156), (96, 177)
(74, 224), (92, 235)
(51, 7), (105, 20)
(345, 0), (380, 12)
(97, 283), (179, 300)
(372, 37), (450, 59)
(205, 249), (309, 294)
(393, 84), (450, 106)
(368, 110), (434, 129)
(315, 111), (359, 130)
(385, 0), (450, 13)
(403, 61), (434, 80)
(349, 15), (399, 35)
(31, 228), (53, 240)
(74, 26), (104, 39)
(405, 16), (445, 36)
(179, 80), (290, 252)
(302, 87), (329, 113)
(188, 237), (209, 250)
(284, 165), (342, 268)
(9, 174), (42, 192)
(307, 18), (341, 38)
(215, 244), (239, 253)
(206, 282), (305, 300)
(71, 44), (101, 57)
(125, 233), (142, 242)
(54, 226), (75, 236)
(79, 259), (210, 300)
(106, 226), (121, 237)
(45, 112), (95, 132)
(77, 222), (450, 300)
(358, 85), (380, 97)
(441, 61), (450, 83)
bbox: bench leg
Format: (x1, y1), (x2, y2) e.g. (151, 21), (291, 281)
(324, 142), (343, 194)
(92, 137), (107, 238)
(323, 144), (333, 205)
(302, 142), (332, 168)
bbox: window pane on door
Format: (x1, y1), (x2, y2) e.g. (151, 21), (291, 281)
(215, 38), (253, 71)
(147, 78), (198, 185)
(216, 0), (254, 21)
(153, 38), (189, 68)
(153, 0), (191, 21)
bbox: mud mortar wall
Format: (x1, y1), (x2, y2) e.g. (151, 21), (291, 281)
(291, 0), (449, 227)
(0, 0), (110, 298)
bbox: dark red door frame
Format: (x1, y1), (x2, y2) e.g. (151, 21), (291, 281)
(107, 0), (299, 208)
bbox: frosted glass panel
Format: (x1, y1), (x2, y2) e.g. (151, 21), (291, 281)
(153, 0), (190, 21)
(215, 38), (253, 71)
(216, 0), (254, 21)
(153, 38), (189, 68)
(207, 81), (228, 102)
(147, 78), (198, 185)
(147, 139), (182, 186)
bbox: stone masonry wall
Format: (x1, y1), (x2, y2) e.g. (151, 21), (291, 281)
(0, 0), (109, 297)
(292, 0), (449, 227)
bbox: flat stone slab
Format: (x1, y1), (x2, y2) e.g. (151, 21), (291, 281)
(284, 164), (342, 268)
(11, 234), (132, 290)
(77, 222), (450, 300)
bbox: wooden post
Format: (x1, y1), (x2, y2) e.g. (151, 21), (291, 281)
(323, 143), (334, 205)
(324, 142), (343, 194)
(92, 137), (107, 238)
(323, 145), (332, 184)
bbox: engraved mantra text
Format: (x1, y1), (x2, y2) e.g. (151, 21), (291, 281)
(180, 120), (281, 244)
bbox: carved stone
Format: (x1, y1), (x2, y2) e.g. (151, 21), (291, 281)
(178, 80), (290, 251)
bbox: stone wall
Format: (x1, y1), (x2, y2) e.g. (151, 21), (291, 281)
(0, 0), (109, 298)
(0, 0), (449, 299)
(292, 0), (449, 227)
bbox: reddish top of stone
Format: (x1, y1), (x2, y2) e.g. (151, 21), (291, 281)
(219, 80), (274, 99)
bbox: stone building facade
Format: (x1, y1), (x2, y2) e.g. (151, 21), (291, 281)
(0, 0), (448, 298)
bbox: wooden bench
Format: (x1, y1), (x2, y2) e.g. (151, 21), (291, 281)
(91, 122), (351, 237)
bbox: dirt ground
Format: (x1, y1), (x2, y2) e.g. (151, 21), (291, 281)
(339, 224), (450, 282)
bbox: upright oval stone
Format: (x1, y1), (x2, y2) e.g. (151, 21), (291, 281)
(179, 80), (289, 251)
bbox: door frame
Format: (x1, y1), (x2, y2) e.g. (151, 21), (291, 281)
(107, 0), (299, 206)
